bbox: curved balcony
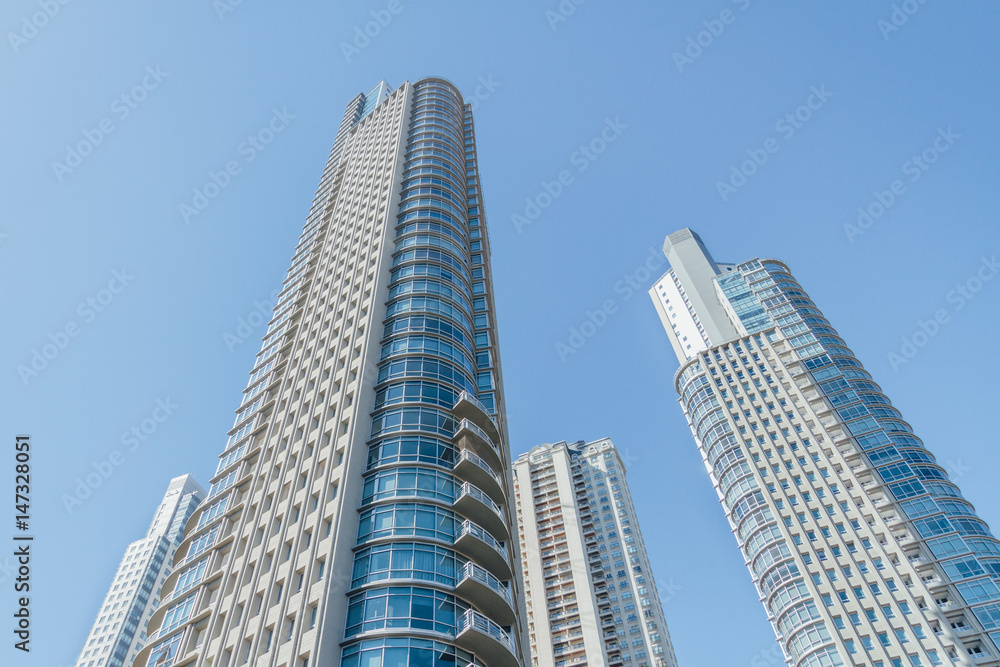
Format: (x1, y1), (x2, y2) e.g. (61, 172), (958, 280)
(132, 627), (188, 667)
(454, 482), (507, 539)
(454, 419), (501, 471)
(455, 562), (515, 626)
(453, 449), (505, 506)
(453, 519), (511, 580)
(453, 391), (500, 443)
(454, 609), (520, 667)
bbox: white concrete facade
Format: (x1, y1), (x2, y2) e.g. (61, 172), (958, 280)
(650, 229), (1000, 666)
(513, 439), (678, 667)
(133, 78), (527, 667)
(75, 475), (204, 667)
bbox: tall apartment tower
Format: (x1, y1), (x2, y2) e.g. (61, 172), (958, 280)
(134, 78), (528, 667)
(649, 228), (1000, 666)
(512, 439), (679, 667)
(75, 474), (205, 667)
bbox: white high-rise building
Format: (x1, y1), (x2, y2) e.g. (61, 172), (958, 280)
(134, 78), (528, 667)
(513, 439), (679, 667)
(75, 475), (205, 667)
(650, 228), (1000, 666)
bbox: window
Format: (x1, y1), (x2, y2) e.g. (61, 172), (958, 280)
(160, 595), (196, 634)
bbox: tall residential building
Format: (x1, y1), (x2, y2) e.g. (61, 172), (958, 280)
(649, 228), (1000, 666)
(75, 475), (205, 667)
(513, 439), (679, 667)
(134, 78), (528, 667)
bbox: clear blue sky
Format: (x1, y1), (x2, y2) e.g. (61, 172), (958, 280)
(2, 1), (999, 666)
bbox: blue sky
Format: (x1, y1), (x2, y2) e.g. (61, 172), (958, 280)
(2, 1), (1000, 665)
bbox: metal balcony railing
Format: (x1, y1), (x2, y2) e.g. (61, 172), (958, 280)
(458, 520), (508, 563)
(459, 561), (513, 607)
(457, 609), (517, 654)
(456, 391), (497, 424)
(459, 482), (505, 519)
(455, 449), (501, 486)
(456, 419), (499, 452)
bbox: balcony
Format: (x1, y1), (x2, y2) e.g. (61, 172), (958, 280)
(132, 626), (189, 667)
(453, 449), (505, 504)
(453, 519), (512, 579)
(455, 561), (515, 625)
(455, 609), (520, 667)
(454, 419), (502, 471)
(454, 482), (508, 539)
(453, 392), (500, 443)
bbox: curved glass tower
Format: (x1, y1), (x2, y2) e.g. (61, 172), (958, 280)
(133, 78), (526, 667)
(650, 229), (1000, 667)
(345, 78), (524, 667)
